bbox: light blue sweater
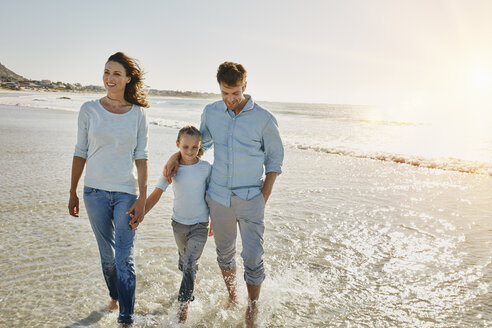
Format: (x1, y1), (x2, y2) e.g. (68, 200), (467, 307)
(156, 159), (211, 225)
(74, 100), (149, 195)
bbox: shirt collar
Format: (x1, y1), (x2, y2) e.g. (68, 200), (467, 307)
(222, 94), (254, 113)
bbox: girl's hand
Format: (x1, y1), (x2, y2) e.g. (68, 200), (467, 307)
(208, 222), (214, 237)
(68, 193), (79, 217)
(128, 197), (146, 230)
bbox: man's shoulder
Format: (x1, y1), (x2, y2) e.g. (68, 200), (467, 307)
(251, 101), (277, 121)
(204, 100), (225, 112)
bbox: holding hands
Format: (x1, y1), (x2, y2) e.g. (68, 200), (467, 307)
(128, 197), (146, 230)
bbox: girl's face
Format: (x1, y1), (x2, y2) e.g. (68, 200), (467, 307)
(177, 135), (201, 164)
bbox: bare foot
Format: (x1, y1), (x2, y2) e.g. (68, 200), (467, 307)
(224, 295), (238, 310)
(178, 302), (188, 323)
(221, 268), (237, 310)
(245, 300), (258, 328)
(119, 323), (133, 327)
(109, 299), (118, 312)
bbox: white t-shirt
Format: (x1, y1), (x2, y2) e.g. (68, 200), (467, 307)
(156, 159), (211, 225)
(74, 100), (149, 195)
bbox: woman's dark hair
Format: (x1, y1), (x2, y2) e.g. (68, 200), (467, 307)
(177, 125), (204, 158)
(107, 52), (149, 108)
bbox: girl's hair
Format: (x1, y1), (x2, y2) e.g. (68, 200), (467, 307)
(107, 52), (149, 108)
(177, 125), (204, 158)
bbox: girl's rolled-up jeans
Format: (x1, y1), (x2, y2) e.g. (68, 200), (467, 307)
(83, 186), (137, 324)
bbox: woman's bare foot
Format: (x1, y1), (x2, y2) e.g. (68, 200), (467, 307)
(178, 302), (189, 323)
(109, 299), (118, 312)
(245, 299), (258, 328)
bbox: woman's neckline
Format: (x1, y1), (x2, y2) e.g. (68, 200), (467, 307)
(98, 98), (134, 115)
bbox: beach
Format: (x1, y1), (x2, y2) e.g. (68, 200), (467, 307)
(0, 93), (491, 327)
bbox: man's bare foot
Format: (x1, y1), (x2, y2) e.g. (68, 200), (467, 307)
(178, 302), (188, 323)
(119, 323), (132, 327)
(109, 299), (118, 312)
(245, 299), (258, 328)
(221, 268), (237, 310)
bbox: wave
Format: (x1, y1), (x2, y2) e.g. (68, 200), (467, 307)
(354, 119), (421, 126)
(291, 143), (492, 176)
(149, 118), (198, 130)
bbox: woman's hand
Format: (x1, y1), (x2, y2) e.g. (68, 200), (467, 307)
(128, 197), (146, 230)
(68, 192), (80, 217)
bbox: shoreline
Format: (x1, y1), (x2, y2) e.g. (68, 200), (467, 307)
(2, 101), (492, 177)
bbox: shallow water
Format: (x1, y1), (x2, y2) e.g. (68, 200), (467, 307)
(1, 91), (491, 175)
(0, 104), (491, 327)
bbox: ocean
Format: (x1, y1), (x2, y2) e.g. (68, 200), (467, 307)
(0, 91), (490, 327)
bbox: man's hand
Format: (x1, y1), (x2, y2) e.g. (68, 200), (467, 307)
(261, 188), (271, 205)
(128, 197), (146, 230)
(163, 152), (181, 184)
(261, 172), (278, 205)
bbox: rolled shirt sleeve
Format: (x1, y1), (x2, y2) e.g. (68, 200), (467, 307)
(134, 109), (149, 160)
(155, 175), (170, 192)
(74, 105), (89, 159)
(262, 116), (284, 175)
(200, 107), (213, 152)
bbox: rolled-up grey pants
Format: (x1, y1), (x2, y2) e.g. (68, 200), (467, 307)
(206, 193), (265, 286)
(172, 220), (209, 302)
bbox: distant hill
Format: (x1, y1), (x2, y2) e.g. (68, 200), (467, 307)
(0, 62), (25, 81)
(0, 62), (219, 98)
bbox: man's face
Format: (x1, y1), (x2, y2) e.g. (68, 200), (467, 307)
(220, 82), (246, 111)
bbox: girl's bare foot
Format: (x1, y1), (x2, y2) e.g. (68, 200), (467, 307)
(178, 302), (189, 323)
(109, 299), (118, 312)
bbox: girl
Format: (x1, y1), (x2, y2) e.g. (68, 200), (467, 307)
(144, 126), (212, 323)
(68, 52), (149, 326)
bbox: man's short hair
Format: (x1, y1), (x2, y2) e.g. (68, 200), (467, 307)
(216, 62), (247, 86)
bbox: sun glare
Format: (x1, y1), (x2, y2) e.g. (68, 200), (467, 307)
(469, 66), (492, 90)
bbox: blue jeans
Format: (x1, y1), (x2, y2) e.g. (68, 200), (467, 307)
(83, 186), (137, 324)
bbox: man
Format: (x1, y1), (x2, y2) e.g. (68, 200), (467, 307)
(164, 62), (284, 327)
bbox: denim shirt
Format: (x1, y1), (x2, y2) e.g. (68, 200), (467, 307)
(200, 95), (284, 207)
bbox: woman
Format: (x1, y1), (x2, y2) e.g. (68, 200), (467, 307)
(68, 52), (149, 326)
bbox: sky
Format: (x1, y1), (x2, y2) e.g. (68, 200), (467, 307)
(1, 0), (492, 108)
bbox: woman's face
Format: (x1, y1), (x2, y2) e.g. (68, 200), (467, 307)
(103, 61), (130, 94)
